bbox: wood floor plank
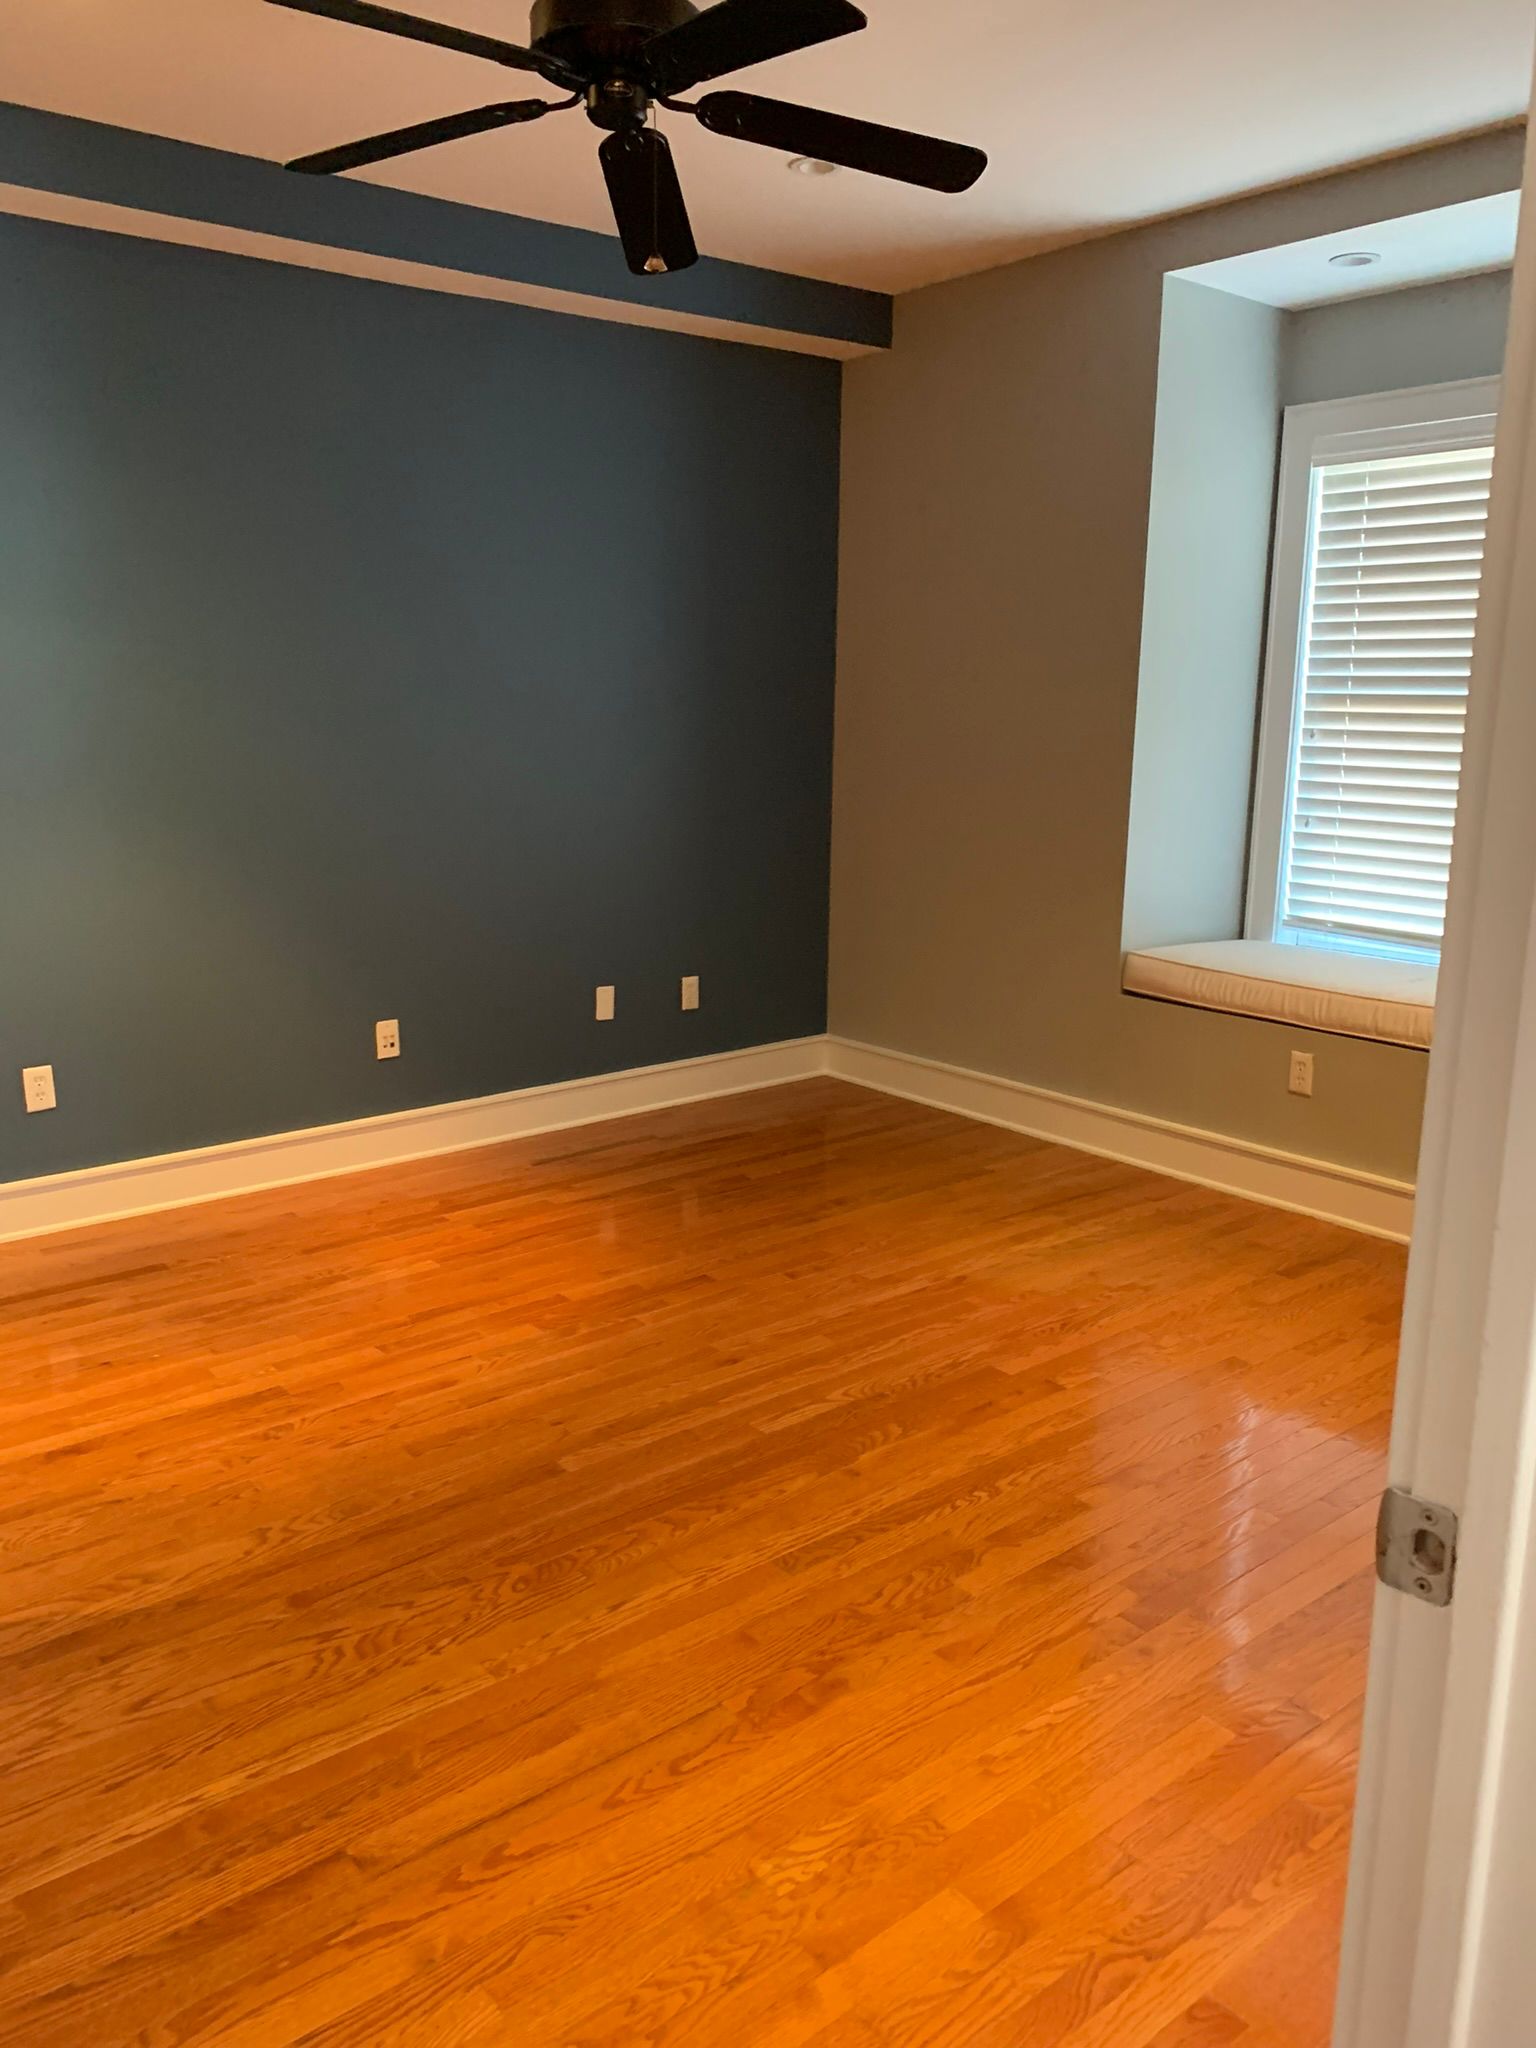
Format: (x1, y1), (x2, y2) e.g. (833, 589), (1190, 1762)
(0, 1079), (1402, 2045)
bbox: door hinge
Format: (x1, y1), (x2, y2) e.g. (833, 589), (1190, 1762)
(1377, 1487), (1459, 1608)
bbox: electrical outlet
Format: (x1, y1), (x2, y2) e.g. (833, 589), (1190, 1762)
(21, 1065), (57, 1114)
(375, 1019), (401, 1061)
(1289, 1050), (1315, 1099)
(595, 986), (616, 1023)
(681, 975), (700, 1012)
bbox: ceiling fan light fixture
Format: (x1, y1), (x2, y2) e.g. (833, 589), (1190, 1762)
(788, 154), (837, 176)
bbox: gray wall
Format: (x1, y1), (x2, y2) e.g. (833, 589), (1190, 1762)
(1124, 278), (1283, 953)
(0, 212), (841, 1182)
(1285, 267), (1512, 406)
(831, 129), (1525, 1184)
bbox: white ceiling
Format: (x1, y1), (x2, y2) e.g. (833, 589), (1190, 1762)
(4, 0), (1533, 292)
(1178, 191), (1522, 309)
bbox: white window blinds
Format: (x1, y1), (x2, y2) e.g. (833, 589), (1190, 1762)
(1249, 381), (1501, 964)
(1278, 440), (1495, 952)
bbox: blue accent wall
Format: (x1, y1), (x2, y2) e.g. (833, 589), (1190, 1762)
(0, 211), (840, 1180)
(0, 102), (893, 353)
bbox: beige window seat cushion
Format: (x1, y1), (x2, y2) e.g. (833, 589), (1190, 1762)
(1123, 939), (1436, 1048)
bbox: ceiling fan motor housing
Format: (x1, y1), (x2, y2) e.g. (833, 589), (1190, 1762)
(530, 0), (698, 76)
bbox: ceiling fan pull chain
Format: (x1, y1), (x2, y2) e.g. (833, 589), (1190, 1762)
(645, 101), (667, 273)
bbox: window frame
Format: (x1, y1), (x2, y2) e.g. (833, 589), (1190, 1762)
(1245, 374), (1501, 963)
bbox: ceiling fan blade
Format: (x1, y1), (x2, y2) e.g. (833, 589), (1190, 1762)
(264, 0), (581, 88)
(289, 99), (565, 175)
(696, 91), (987, 192)
(599, 127), (699, 276)
(646, 0), (866, 96)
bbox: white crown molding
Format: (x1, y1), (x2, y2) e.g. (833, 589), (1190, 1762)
(827, 1034), (1414, 1241)
(0, 1037), (831, 1244)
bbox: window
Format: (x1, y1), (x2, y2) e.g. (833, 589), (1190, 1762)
(1247, 377), (1500, 963)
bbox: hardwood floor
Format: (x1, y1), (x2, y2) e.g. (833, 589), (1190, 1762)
(0, 1079), (1404, 2047)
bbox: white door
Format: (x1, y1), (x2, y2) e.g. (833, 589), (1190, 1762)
(1333, 107), (1536, 2048)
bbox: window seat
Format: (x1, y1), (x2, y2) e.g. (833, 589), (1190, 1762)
(1123, 940), (1436, 1048)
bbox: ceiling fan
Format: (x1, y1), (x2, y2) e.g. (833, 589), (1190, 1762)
(266, 0), (988, 275)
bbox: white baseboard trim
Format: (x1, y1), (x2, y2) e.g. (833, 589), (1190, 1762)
(1, 1032), (1414, 1249)
(826, 1035), (1414, 1242)
(0, 1037), (831, 1246)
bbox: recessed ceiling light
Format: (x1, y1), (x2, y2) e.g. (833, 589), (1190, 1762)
(788, 156), (837, 177)
(1329, 250), (1382, 269)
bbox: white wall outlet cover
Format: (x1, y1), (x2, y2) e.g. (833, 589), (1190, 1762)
(595, 986), (616, 1022)
(1289, 1050), (1315, 1098)
(681, 976), (701, 1012)
(22, 1065), (57, 1113)
(376, 1020), (401, 1061)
